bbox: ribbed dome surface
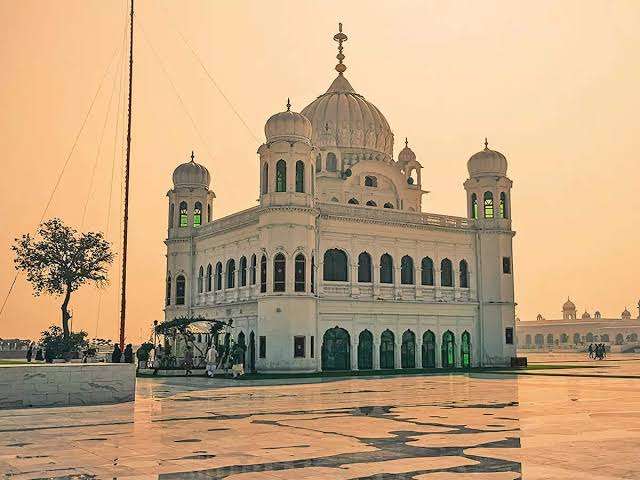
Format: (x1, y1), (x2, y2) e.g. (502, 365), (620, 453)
(264, 108), (312, 144)
(173, 158), (210, 188)
(398, 139), (416, 165)
(467, 144), (508, 177)
(563, 298), (576, 310)
(301, 74), (393, 159)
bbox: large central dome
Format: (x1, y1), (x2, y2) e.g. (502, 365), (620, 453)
(301, 74), (394, 160)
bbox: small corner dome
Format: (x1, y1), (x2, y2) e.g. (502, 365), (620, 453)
(264, 100), (312, 144)
(398, 138), (417, 165)
(173, 153), (210, 188)
(468, 139), (508, 178)
(622, 308), (631, 319)
(582, 311), (591, 319)
(563, 298), (576, 310)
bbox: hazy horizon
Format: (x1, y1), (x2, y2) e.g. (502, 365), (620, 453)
(1, 0), (639, 342)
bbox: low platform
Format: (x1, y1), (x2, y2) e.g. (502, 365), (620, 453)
(0, 363), (136, 409)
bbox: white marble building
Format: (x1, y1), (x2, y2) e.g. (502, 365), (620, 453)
(164, 26), (516, 372)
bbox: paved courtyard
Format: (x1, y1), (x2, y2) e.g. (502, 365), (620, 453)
(2, 354), (640, 479)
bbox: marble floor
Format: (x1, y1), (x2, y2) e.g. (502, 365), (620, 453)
(2, 354), (640, 479)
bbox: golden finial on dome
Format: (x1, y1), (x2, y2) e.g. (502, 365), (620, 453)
(334, 22), (348, 75)
(286, 97), (291, 112)
(190, 150), (195, 162)
(484, 137), (489, 150)
(405, 137), (409, 148)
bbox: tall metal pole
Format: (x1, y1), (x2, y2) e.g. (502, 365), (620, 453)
(119, 0), (134, 351)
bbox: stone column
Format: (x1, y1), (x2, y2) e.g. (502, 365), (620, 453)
(352, 339), (359, 370)
(416, 336), (423, 368)
(395, 333), (402, 369)
(373, 339), (380, 369)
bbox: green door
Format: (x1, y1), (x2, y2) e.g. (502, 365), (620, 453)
(380, 330), (395, 369)
(422, 330), (436, 368)
(441, 330), (455, 368)
(322, 327), (351, 371)
(401, 330), (416, 368)
(461, 331), (471, 368)
(358, 330), (373, 370)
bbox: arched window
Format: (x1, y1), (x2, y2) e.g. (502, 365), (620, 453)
(321, 327), (350, 371)
(366, 200), (377, 207)
(357, 252), (372, 283)
(262, 163), (269, 194)
(197, 266), (204, 293)
(525, 334), (532, 345)
(421, 257), (434, 286)
(295, 160), (304, 193)
(470, 193), (478, 219)
(239, 256), (247, 287)
(601, 333), (610, 342)
(311, 256), (315, 293)
(560, 333), (569, 343)
(176, 275), (186, 305)
(615, 333), (624, 345)
(459, 260), (469, 288)
(331, 197), (339, 202)
(194, 201), (202, 227)
(440, 258), (453, 287)
(206, 264), (212, 292)
(380, 330), (395, 369)
(276, 160), (286, 192)
(215, 262), (222, 291)
(260, 255), (267, 293)
(461, 331), (471, 367)
(358, 330), (373, 370)
(226, 259), (235, 289)
(441, 330), (455, 368)
(380, 253), (394, 284)
(573, 333), (581, 344)
(207, 203), (211, 222)
(250, 254), (257, 285)
(169, 203), (174, 228)
(401, 255), (414, 285)
(586, 332), (594, 343)
(295, 254), (305, 292)
(326, 153), (337, 172)
(315, 153), (321, 172)
(273, 253), (285, 292)
(483, 191), (494, 219)
(500, 192), (508, 218)
(401, 330), (416, 368)
(422, 330), (436, 368)
(348, 198), (359, 204)
(383, 202), (394, 209)
(364, 176), (377, 187)
(165, 274), (171, 306)
(323, 249), (348, 281)
(179, 201), (188, 227)
(546, 333), (554, 345)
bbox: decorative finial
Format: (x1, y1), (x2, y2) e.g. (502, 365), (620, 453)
(333, 22), (348, 75)
(190, 150), (195, 162)
(405, 137), (409, 148)
(286, 98), (291, 112)
(484, 137), (489, 149)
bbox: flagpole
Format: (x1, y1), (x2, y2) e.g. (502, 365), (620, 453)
(119, 0), (134, 351)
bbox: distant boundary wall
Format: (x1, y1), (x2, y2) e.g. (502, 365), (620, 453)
(0, 363), (136, 409)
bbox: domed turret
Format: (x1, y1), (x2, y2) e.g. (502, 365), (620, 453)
(622, 308), (631, 320)
(582, 311), (591, 319)
(173, 152), (210, 188)
(563, 297), (577, 320)
(468, 138), (508, 178)
(398, 138), (416, 165)
(264, 99), (312, 145)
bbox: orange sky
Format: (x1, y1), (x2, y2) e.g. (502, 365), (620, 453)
(1, 0), (639, 343)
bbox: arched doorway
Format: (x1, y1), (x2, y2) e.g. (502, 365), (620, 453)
(461, 331), (471, 368)
(616, 333), (624, 345)
(441, 330), (455, 368)
(401, 330), (416, 368)
(422, 330), (436, 368)
(237, 332), (246, 367)
(321, 327), (350, 371)
(357, 330), (373, 370)
(380, 330), (395, 369)
(248, 331), (256, 373)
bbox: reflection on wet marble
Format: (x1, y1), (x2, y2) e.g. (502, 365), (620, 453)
(1, 354), (639, 479)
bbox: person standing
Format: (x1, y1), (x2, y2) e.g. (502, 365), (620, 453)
(587, 344), (594, 359)
(184, 346), (194, 376)
(205, 344), (218, 377)
(123, 344), (134, 363)
(26, 343), (34, 363)
(111, 344), (122, 363)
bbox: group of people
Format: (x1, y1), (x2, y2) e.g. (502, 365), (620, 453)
(25, 343), (42, 362)
(111, 344), (135, 363)
(205, 342), (245, 378)
(588, 343), (607, 360)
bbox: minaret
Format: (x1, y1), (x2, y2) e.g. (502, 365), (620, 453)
(464, 139), (515, 366)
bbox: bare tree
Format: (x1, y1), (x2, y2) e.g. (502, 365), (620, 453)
(12, 218), (114, 339)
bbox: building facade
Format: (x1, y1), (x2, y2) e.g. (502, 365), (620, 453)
(163, 26), (517, 372)
(516, 299), (640, 352)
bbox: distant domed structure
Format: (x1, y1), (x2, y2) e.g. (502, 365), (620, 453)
(562, 297), (577, 320)
(264, 99), (312, 145)
(467, 138), (508, 178)
(173, 152), (210, 188)
(582, 311), (591, 319)
(398, 138), (417, 165)
(622, 308), (632, 320)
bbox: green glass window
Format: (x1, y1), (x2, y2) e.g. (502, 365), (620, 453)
(401, 330), (416, 368)
(422, 330), (436, 368)
(380, 330), (395, 369)
(274, 253), (285, 292)
(442, 330), (455, 368)
(441, 258), (453, 287)
(193, 201), (202, 227)
(295, 160), (304, 193)
(176, 275), (186, 305)
(295, 254), (305, 292)
(459, 260), (469, 288)
(461, 331), (471, 368)
(401, 255), (414, 285)
(471, 193), (478, 219)
(358, 330), (373, 370)
(276, 159), (286, 192)
(179, 201), (188, 227)
(484, 191), (494, 219)
(321, 327), (350, 371)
